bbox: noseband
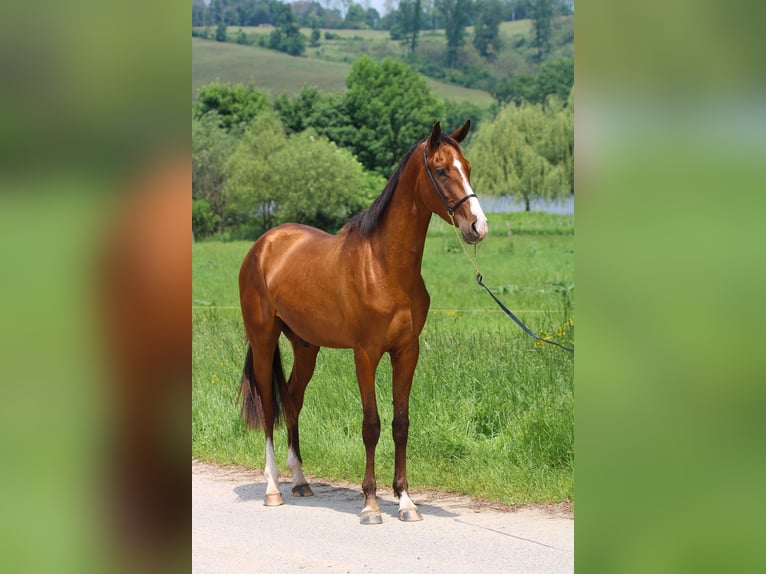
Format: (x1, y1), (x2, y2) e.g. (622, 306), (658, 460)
(422, 145), (477, 215)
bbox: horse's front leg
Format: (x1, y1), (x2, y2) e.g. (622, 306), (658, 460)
(354, 347), (383, 524)
(391, 339), (422, 522)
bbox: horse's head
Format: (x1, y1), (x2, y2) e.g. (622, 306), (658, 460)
(422, 120), (488, 244)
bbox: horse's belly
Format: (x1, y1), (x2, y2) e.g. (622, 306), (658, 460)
(275, 303), (352, 349)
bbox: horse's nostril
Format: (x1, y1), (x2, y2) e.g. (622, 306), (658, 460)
(471, 221), (478, 235)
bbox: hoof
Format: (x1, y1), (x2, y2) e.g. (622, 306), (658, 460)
(292, 484), (314, 497)
(359, 510), (383, 525)
(263, 492), (284, 507)
(399, 508), (423, 522)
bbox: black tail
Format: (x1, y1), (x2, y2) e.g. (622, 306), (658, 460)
(239, 344), (295, 430)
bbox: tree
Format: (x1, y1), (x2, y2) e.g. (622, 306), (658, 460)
(491, 57), (573, 105)
(344, 57), (444, 176)
(192, 111), (236, 231)
(537, 57), (574, 102)
(192, 0), (208, 27)
(224, 111), (290, 235)
(193, 82), (270, 131)
(491, 74), (538, 105)
(473, 0), (503, 61)
(344, 3), (367, 29)
(468, 101), (570, 210)
(435, 0), (472, 68)
(397, 0), (422, 54)
(364, 7), (381, 29)
(269, 130), (383, 231)
(215, 22), (227, 42)
(531, 0), (554, 62)
(192, 199), (222, 239)
(224, 111), (383, 236)
(309, 18), (321, 47)
(270, 2), (306, 56)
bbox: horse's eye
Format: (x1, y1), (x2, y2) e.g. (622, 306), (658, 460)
(436, 167), (447, 177)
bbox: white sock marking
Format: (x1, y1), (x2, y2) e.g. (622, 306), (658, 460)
(287, 446), (308, 486)
(264, 437), (280, 495)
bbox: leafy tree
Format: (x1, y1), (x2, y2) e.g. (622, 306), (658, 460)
(397, 0), (423, 54)
(344, 3), (367, 29)
(468, 100), (570, 210)
(443, 99), (488, 142)
(364, 7), (381, 29)
(270, 2), (306, 56)
(224, 110), (290, 235)
(215, 22), (227, 42)
(537, 57), (574, 102)
(531, 0), (554, 62)
(435, 0), (472, 68)
(344, 57), (444, 176)
(491, 58), (573, 105)
(192, 0), (208, 27)
(192, 111), (236, 231)
(224, 111), (383, 236)
(491, 73), (538, 105)
(309, 18), (321, 47)
(473, 0), (503, 61)
(192, 199), (222, 239)
(193, 82), (270, 131)
(269, 130), (383, 230)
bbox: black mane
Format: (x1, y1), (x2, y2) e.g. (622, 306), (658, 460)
(344, 134), (459, 236)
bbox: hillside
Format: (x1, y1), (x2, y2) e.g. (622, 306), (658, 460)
(192, 38), (495, 106)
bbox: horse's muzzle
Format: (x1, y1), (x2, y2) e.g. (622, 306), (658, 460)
(462, 218), (488, 244)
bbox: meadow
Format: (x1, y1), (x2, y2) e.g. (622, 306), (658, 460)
(192, 211), (574, 506)
(192, 37), (494, 105)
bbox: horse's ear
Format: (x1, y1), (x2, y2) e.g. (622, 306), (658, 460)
(449, 119), (471, 143)
(427, 121), (442, 152)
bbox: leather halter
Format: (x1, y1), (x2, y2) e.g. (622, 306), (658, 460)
(422, 144), (477, 215)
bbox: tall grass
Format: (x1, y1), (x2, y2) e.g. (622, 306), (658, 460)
(192, 212), (574, 504)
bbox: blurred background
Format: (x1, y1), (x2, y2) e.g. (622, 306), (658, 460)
(0, 1), (188, 572)
(0, 0), (764, 572)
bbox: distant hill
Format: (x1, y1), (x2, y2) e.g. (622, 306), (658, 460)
(192, 38), (495, 107)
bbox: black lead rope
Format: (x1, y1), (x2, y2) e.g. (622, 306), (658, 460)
(422, 140), (573, 354)
(476, 273), (574, 353)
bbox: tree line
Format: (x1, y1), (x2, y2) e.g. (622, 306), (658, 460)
(192, 57), (572, 241)
(193, 0), (574, 31)
(193, 1), (573, 66)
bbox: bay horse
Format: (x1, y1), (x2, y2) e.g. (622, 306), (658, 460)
(238, 120), (488, 524)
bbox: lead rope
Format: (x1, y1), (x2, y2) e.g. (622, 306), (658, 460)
(446, 212), (574, 354)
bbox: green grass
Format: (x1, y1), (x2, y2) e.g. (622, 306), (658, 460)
(192, 37), (494, 106)
(192, 212), (573, 505)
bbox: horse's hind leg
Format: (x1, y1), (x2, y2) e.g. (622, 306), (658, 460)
(283, 331), (319, 497)
(243, 316), (284, 506)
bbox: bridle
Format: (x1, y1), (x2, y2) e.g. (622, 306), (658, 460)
(422, 144), (477, 216)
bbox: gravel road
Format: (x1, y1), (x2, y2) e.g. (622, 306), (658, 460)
(192, 461), (573, 573)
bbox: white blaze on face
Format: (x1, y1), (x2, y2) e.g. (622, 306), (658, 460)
(453, 158), (488, 238)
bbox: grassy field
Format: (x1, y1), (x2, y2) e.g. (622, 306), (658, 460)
(192, 211), (574, 505)
(192, 37), (495, 106)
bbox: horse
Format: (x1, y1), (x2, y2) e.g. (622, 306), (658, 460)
(238, 120), (488, 524)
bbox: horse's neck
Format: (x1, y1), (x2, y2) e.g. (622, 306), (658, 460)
(372, 169), (431, 279)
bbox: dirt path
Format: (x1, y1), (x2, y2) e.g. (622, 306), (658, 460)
(192, 461), (573, 573)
